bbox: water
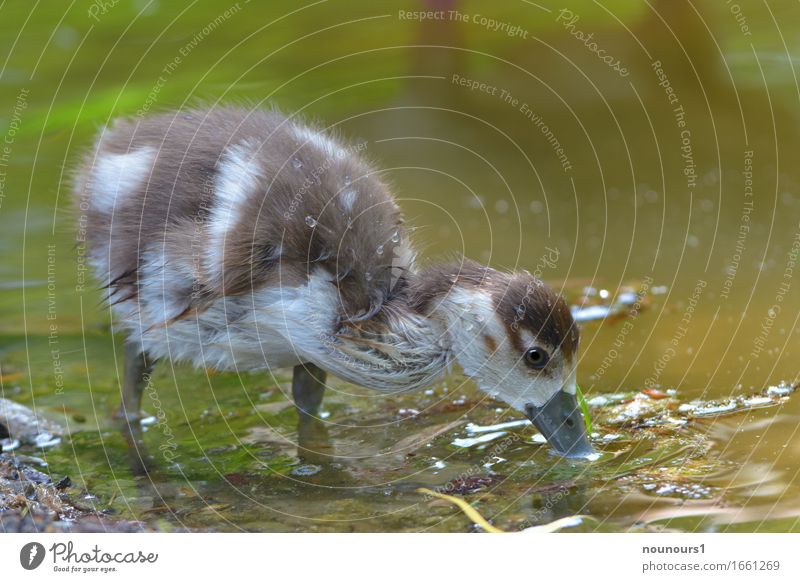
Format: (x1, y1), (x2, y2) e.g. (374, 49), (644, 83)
(1, 0), (800, 532)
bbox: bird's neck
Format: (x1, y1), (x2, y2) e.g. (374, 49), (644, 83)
(315, 275), (497, 393)
(318, 301), (454, 393)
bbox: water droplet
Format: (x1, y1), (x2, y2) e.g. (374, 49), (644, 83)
(292, 158), (303, 169)
(305, 216), (317, 228)
(376, 244), (384, 256)
(390, 230), (400, 243)
(340, 188), (357, 210)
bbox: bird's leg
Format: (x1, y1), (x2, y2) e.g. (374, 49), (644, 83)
(292, 363), (326, 417)
(291, 363), (332, 461)
(113, 343), (157, 477)
(114, 342), (155, 421)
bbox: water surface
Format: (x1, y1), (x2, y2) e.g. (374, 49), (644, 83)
(1, 0), (799, 532)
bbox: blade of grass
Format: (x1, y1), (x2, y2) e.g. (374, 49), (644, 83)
(417, 488), (504, 533)
(418, 488), (591, 533)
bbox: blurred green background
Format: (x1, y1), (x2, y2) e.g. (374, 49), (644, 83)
(1, 0), (799, 532)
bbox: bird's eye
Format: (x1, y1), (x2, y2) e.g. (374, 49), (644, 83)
(524, 347), (549, 368)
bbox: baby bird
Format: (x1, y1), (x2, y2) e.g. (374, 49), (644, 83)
(73, 106), (593, 458)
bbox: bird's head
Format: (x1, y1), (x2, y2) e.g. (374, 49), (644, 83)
(425, 262), (594, 459)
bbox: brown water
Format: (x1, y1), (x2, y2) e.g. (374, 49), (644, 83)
(1, 0), (799, 532)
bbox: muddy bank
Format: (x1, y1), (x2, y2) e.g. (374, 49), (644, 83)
(0, 453), (154, 532)
(1, 397), (153, 532)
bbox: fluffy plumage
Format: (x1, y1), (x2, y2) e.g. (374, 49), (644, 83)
(74, 105), (579, 410)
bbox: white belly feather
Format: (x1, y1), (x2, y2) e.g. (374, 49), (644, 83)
(111, 267), (341, 372)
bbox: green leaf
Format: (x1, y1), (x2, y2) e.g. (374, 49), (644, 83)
(576, 384), (593, 434)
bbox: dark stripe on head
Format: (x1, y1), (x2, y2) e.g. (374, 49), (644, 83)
(494, 274), (579, 362)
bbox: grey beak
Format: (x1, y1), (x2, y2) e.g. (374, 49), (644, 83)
(526, 391), (595, 459)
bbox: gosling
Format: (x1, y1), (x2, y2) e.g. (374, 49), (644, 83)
(73, 106), (593, 458)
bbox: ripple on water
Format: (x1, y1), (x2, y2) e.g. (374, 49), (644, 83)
(291, 464), (321, 477)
